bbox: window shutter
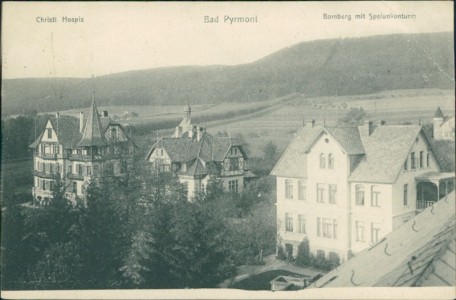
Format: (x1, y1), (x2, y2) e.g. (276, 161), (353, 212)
(317, 217), (321, 237)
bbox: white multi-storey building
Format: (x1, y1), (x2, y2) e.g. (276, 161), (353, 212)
(271, 120), (455, 262)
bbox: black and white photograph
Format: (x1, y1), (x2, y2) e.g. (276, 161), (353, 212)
(1, 1), (455, 299)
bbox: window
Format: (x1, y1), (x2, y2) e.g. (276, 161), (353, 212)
(181, 163), (187, 172)
(164, 164), (170, 172)
(201, 183), (205, 193)
(42, 180), (46, 190)
(298, 215), (306, 233)
(404, 159), (408, 170)
(323, 218), (333, 238)
(229, 180), (239, 193)
(111, 128), (117, 139)
(73, 182), (77, 194)
(47, 128), (52, 139)
(78, 164), (83, 175)
(317, 184), (325, 203)
(328, 154), (334, 169)
(298, 181), (306, 200)
(160, 149), (163, 156)
(356, 221), (365, 242)
(49, 164), (54, 174)
(319, 153), (326, 168)
(229, 158), (239, 171)
(403, 184), (408, 206)
(285, 180), (293, 199)
(371, 223), (381, 243)
(427, 153), (430, 167)
(86, 166), (92, 176)
(68, 165), (72, 174)
(371, 186), (381, 207)
(50, 180), (54, 191)
(329, 185), (337, 204)
(411, 152), (416, 169)
(355, 185), (365, 206)
(316, 250), (325, 260)
(419, 151), (423, 168)
(285, 213), (293, 232)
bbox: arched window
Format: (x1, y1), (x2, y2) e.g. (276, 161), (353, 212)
(328, 154), (334, 169)
(320, 153), (326, 168)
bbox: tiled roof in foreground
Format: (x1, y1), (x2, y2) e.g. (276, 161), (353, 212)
(310, 191), (455, 288)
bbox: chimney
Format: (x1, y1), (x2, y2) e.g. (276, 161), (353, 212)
(197, 127), (205, 141)
(360, 120), (374, 136)
(305, 119), (315, 128)
(103, 110), (108, 117)
(79, 112), (84, 132)
(380, 120), (386, 126)
(189, 125), (195, 139)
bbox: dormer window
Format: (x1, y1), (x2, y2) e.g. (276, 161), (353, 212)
(111, 128), (117, 139)
(47, 128), (52, 139)
(181, 163), (187, 172)
(319, 153), (326, 168)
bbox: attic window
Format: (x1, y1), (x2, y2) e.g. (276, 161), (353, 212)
(47, 129), (52, 139)
(416, 138), (419, 143)
(325, 138), (329, 143)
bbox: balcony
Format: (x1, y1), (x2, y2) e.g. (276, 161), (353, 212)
(416, 200), (435, 211)
(33, 170), (59, 179)
(36, 153), (58, 160)
(67, 172), (86, 181)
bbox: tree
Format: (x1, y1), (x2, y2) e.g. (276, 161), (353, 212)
(295, 238), (311, 267)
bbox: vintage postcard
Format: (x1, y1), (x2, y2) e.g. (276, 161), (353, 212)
(1, 1), (454, 299)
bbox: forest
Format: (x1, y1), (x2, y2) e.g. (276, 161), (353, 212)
(1, 159), (278, 290)
(3, 32), (454, 116)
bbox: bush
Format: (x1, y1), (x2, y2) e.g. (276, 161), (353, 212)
(276, 245), (287, 260)
(294, 238), (311, 267)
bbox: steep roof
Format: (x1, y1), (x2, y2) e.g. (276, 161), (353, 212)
(29, 116), (82, 149)
(29, 101), (130, 149)
(76, 96), (108, 147)
(145, 132), (244, 176)
(434, 107), (445, 118)
(271, 125), (364, 178)
(310, 192), (456, 288)
(349, 126), (439, 183)
(271, 123), (441, 184)
(270, 127), (320, 178)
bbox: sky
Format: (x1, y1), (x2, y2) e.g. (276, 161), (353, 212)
(2, 1), (453, 79)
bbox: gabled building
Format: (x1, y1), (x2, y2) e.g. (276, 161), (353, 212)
(433, 107), (455, 141)
(145, 104), (248, 200)
(271, 120), (455, 263)
(29, 94), (135, 204)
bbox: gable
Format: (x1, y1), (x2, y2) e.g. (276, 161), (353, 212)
(40, 120), (59, 143)
(349, 126), (435, 184)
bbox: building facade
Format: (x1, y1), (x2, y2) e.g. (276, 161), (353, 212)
(29, 94), (135, 204)
(145, 104), (249, 200)
(433, 107), (455, 141)
(271, 120), (455, 262)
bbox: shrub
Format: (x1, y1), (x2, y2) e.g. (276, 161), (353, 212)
(276, 245), (287, 260)
(294, 238), (311, 267)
